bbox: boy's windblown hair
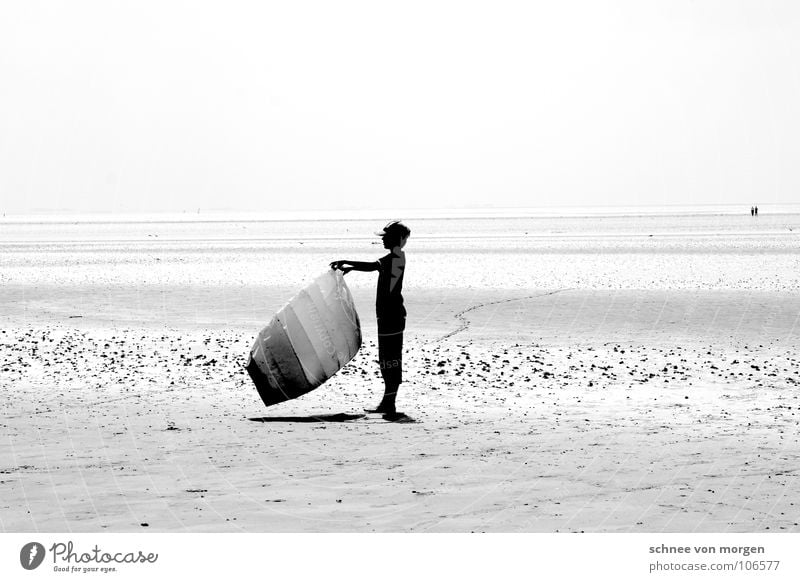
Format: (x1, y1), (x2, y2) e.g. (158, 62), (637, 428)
(375, 220), (411, 243)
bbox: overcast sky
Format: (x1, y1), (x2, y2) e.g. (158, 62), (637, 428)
(2, 1), (799, 214)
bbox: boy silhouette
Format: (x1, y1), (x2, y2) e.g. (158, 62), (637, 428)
(330, 220), (410, 416)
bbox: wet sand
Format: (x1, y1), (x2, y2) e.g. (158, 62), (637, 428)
(2, 213), (799, 532)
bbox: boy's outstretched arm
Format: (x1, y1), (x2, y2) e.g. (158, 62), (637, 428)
(330, 260), (379, 274)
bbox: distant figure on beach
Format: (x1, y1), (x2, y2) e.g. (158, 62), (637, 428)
(330, 220), (411, 416)
(755, 205), (758, 216)
(751, 206), (754, 216)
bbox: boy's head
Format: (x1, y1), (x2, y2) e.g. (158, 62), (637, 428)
(376, 220), (411, 249)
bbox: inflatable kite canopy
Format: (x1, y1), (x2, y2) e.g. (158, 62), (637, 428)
(246, 269), (362, 407)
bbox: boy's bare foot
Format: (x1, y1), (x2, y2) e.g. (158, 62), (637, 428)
(382, 412), (411, 422)
(364, 405), (395, 414)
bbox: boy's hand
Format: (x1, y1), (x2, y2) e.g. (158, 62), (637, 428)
(329, 260), (353, 274)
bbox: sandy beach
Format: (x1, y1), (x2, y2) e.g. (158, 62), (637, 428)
(2, 210), (799, 532)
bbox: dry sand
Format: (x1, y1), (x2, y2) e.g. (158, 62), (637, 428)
(2, 214), (800, 532)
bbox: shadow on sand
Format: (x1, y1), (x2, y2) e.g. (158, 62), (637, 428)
(248, 412), (366, 423)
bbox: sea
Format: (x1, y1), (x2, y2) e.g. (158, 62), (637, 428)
(2, 204), (800, 243)
(1, 203), (799, 336)
(2, 204), (799, 328)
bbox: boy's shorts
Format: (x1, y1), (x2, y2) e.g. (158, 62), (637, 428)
(377, 317), (405, 384)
